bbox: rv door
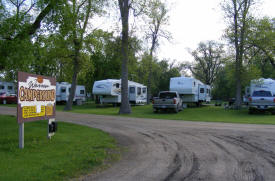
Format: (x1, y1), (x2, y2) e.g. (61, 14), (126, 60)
(60, 86), (67, 101)
(198, 85), (206, 101)
(129, 86), (136, 101)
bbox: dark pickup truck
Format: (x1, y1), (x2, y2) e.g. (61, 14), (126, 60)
(248, 90), (275, 114)
(152, 91), (183, 113)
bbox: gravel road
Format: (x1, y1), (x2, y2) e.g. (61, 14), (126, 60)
(1, 106), (275, 181)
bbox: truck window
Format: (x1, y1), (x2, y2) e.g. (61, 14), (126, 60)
(252, 90), (272, 97)
(200, 88), (204, 93)
(80, 90), (85, 94)
(137, 87), (141, 95)
(159, 92), (177, 99)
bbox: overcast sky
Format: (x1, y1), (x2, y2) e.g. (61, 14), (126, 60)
(157, 0), (275, 64)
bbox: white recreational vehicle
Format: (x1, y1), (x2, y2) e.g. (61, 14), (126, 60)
(244, 78), (275, 103)
(169, 77), (211, 106)
(56, 82), (86, 104)
(92, 79), (147, 105)
(0, 81), (15, 94)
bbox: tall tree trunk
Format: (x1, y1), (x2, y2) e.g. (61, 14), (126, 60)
(118, 0), (131, 114)
(147, 51), (153, 104)
(64, 40), (80, 111)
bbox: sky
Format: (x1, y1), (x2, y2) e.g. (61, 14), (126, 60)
(157, 0), (275, 64)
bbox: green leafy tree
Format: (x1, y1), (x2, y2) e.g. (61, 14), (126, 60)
(144, 0), (171, 103)
(222, 0), (256, 109)
(185, 41), (226, 85)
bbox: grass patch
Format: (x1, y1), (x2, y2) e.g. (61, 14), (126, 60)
(0, 115), (119, 181)
(58, 102), (275, 125)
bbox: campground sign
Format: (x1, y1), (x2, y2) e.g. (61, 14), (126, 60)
(17, 72), (56, 148)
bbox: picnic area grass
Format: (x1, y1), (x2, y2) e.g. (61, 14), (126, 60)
(57, 102), (275, 125)
(0, 114), (119, 181)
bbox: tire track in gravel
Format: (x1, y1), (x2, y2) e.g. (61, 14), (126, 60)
(1, 106), (275, 181)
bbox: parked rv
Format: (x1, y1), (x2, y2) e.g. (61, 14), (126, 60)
(92, 79), (147, 105)
(169, 77), (211, 106)
(245, 78), (275, 114)
(0, 81), (15, 94)
(56, 82), (86, 104)
(152, 91), (183, 113)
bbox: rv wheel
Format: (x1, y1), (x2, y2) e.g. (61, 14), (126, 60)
(248, 109), (254, 114)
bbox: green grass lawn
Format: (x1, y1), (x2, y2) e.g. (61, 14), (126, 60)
(57, 103), (275, 125)
(0, 115), (119, 181)
(2, 102), (275, 124)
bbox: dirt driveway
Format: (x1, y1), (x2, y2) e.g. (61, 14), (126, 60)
(1, 106), (275, 181)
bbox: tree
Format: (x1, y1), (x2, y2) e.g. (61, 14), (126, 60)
(222, 0), (255, 109)
(185, 41), (225, 85)
(62, 0), (105, 111)
(0, 0), (58, 73)
(145, 0), (170, 103)
(247, 17), (275, 70)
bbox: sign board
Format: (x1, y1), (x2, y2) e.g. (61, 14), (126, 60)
(17, 72), (56, 123)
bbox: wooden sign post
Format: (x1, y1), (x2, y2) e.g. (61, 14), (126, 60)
(17, 72), (56, 149)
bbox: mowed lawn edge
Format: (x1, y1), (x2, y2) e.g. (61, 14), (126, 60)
(0, 114), (120, 181)
(56, 103), (275, 125)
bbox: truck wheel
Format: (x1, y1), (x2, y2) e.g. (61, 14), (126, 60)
(248, 109), (254, 114)
(153, 109), (158, 113)
(271, 111), (275, 115)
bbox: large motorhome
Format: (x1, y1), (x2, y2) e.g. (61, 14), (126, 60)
(56, 82), (86, 104)
(92, 79), (147, 105)
(169, 77), (211, 106)
(0, 81), (15, 94)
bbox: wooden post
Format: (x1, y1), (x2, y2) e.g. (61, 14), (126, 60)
(19, 123), (24, 149)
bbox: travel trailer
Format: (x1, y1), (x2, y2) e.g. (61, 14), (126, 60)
(0, 81), (15, 94)
(56, 82), (86, 104)
(169, 77), (211, 106)
(92, 79), (147, 105)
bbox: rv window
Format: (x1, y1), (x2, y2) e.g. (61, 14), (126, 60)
(142, 88), (146, 94)
(80, 90), (85, 94)
(137, 87), (141, 95)
(8, 86), (13, 90)
(130, 87), (135, 93)
(194, 82), (196, 87)
(0, 85), (4, 89)
(61, 88), (66, 93)
(114, 83), (120, 88)
(200, 88), (204, 93)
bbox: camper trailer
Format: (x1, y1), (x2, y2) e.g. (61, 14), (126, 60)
(0, 81), (15, 94)
(56, 82), (86, 104)
(92, 79), (147, 105)
(169, 77), (211, 106)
